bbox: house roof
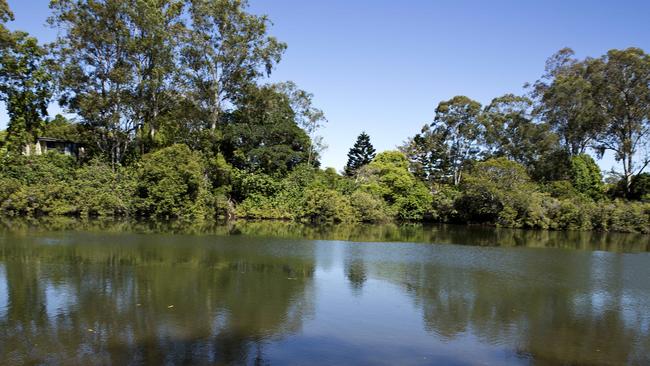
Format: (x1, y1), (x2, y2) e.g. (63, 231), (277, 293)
(37, 137), (75, 143)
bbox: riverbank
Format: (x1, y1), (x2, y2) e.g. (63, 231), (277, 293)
(2, 152), (649, 235)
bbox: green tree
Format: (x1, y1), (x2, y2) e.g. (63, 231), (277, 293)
(482, 94), (570, 182)
(432, 96), (483, 185)
(135, 144), (211, 219)
(570, 154), (604, 200)
(589, 48), (650, 193)
(221, 85), (311, 174)
(359, 151), (433, 220)
(400, 124), (451, 184)
(531, 48), (603, 156)
(182, 0), (286, 133)
(128, 0), (185, 149)
(456, 158), (547, 228)
(49, 0), (185, 165)
(0, 3), (52, 152)
(0, 0), (13, 43)
(50, 0), (139, 165)
(629, 173), (650, 201)
(275, 81), (327, 166)
(344, 132), (376, 176)
(297, 187), (354, 224)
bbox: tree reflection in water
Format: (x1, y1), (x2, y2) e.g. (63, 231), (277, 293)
(0, 219), (648, 365)
(0, 234), (316, 365)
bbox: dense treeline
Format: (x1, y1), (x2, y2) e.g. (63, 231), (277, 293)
(0, 1), (648, 232)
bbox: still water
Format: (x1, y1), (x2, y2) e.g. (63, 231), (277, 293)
(0, 220), (648, 365)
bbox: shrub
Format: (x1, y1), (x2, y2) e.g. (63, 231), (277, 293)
(297, 188), (355, 223)
(135, 144), (212, 220)
(358, 151), (434, 220)
(606, 201), (650, 233)
(456, 158), (548, 228)
(430, 185), (459, 222)
(545, 180), (581, 200)
(629, 173), (650, 201)
(0, 152), (76, 185)
(394, 183), (433, 221)
(350, 191), (391, 223)
(236, 194), (292, 220)
(71, 159), (136, 216)
(231, 169), (282, 202)
(570, 154), (604, 200)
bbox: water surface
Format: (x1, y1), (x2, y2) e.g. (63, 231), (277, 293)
(0, 221), (648, 365)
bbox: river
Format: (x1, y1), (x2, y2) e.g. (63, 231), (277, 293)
(0, 219), (648, 365)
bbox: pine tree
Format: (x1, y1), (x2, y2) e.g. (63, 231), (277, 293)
(345, 132), (376, 176)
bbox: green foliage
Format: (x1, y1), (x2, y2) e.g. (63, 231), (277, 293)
(0, 152), (75, 184)
(0, 5), (649, 235)
(430, 185), (460, 222)
(482, 94), (565, 180)
(0, 152), (73, 216)
(0, 24), (52, 152)
(629, 173), (650, 201)
(349, 191), (391, 223)
(231, 170), (282, 202)
(456, 158), (545, 228)
(222, 86), (311, 174)
(544, 180), (580, 200)
(570, 154), (604, 200)
(135, 145), (212, 220)
(432, 96), (483, 185)
(236, 194), (292, 220)
(589, 48), (650, 194)
(531, 48), (603, 156)
(41, 114), (81, 141)
(345, 132), (376, 176)
(359, 151), (433, 221)
(70, 159), (135, 216)
(296, 188), (354, 224)
(0, 153), (135, 217)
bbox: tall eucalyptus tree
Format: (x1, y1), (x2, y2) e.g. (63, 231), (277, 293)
(182, 0), (286, 133)
(48, 0), (185, 164)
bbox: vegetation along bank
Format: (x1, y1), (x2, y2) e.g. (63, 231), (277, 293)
(0, 0), (648, 233)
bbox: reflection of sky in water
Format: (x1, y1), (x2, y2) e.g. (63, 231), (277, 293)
(45, 282), (77, 318)
(0, 231), (648, 365)
(290, 257), (529, 366)
(0, 265), (6, 319)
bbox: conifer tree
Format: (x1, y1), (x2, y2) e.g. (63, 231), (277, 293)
(345, 132), (376, 176)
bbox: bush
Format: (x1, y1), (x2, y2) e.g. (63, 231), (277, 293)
(236, 194), (292, 220)
(0, 152), (76, 185)
(0, 153), (77, 216)
(394, 183), (433, 221)
(545, 180), (581, 200)
(570, 154), (604, 200)
(430, 185), (459, 222)
(629, 173), (650, 201)
(135, 145), (212, 220)
(71, 159), (136, 216)
(296, 188), (355, 223)
(546, 198), (593, 230)
(358, 151), (433, 220)
(456, 158), (552, 229)
(350, 191), (391, 223)
(599, 201), (650, 233)
(231, 170), (282, 202)
(1, 182), (74, 216)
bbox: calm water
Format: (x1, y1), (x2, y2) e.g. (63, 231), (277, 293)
(0, 220), (649, 365)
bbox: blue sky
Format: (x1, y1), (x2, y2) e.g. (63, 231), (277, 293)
(2, 0), (650, 172)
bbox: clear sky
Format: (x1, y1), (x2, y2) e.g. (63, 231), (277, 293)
(2, 0), (650, 172)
